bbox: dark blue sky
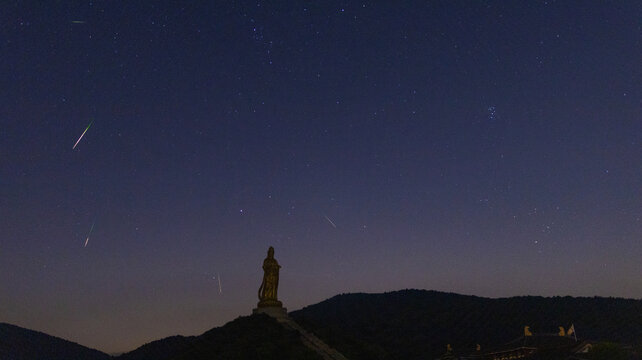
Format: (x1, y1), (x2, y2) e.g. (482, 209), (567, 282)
(1, 0), (640, 354)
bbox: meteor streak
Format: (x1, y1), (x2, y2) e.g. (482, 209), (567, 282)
(324, 215), (337, 228)
(217, 273), (222, 294)
(84, 220), (95, 247)
(73, 120), (93, 149)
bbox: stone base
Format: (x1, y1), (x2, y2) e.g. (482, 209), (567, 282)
(257, 299), (283, 308)
(253, 306), (288, 319)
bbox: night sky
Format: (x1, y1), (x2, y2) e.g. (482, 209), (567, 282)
(1, 0), (640, 354)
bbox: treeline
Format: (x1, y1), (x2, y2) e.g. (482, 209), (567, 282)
(290, 289), (642, 360)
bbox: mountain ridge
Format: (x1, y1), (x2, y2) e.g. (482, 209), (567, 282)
(290, 289), (642, 359)
(3, 289), (642, 359)
(0, 322), (111, 360)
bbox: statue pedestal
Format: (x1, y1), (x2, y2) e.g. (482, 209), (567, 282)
(253, 306), (288, 319)
(257, 299), (282, 308)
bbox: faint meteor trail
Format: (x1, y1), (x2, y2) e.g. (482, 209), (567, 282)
(217, 273), (222, 294)
(324, 215), (337, 228)
(73, 120), (93, 149)
(84, 221), (95, 247)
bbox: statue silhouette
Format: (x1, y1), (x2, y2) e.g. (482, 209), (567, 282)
(257, 246), (282, 308)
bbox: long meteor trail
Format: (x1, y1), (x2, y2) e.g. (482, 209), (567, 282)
(73, 120), (93, 149)
(84, 221), (96, 247)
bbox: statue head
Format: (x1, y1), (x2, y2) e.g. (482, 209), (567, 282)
(267, 246), (274, 259)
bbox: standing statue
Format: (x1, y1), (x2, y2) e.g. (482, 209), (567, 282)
(257, 246), (282, 308)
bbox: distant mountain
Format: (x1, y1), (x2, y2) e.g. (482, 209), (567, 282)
(117, 313), (323, 360)
(0, 322), (111, 360)
(290, 289), (642, 360)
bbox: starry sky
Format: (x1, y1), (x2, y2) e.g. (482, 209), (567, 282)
(1, 0), (641, 354)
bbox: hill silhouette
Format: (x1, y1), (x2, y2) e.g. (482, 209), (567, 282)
(2, 315), (321, 360)
(116, 335), (195, 360)
(290, 289), (642, 360)
(3, 290), (642, 359)
(116, 313), (322, 360)
(0, 322), (111, 360)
